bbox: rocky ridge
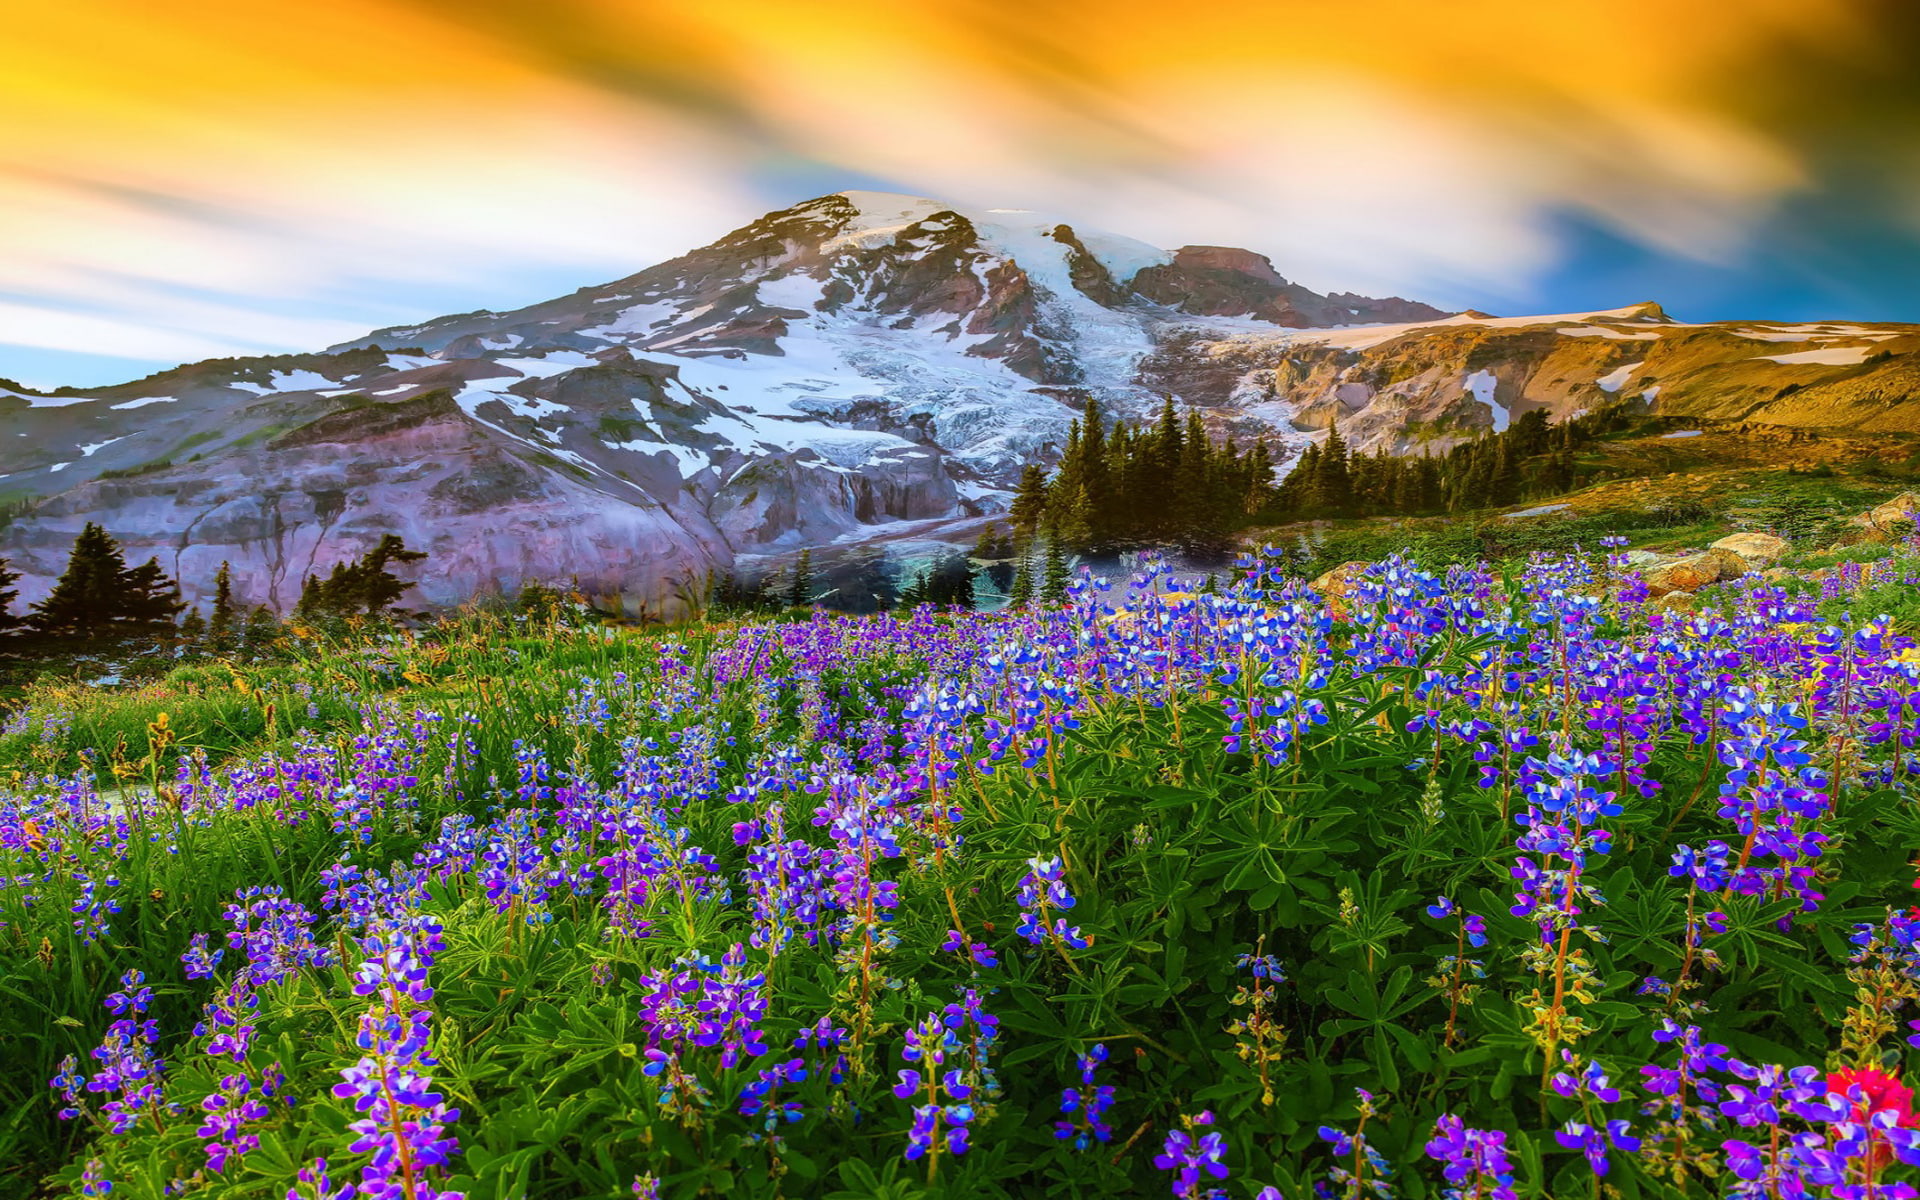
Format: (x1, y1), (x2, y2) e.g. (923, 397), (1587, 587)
(2, 190), (1916, 616)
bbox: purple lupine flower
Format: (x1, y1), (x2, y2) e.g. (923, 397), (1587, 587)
(198, 1070), (274, 1173)
(940, 929), (999, 969)
(1015, 855), (1088, 950)
(1054, 1044), (1116, 1150)
(1317, 1090), (1394, 1200)
(104, 970), (151, 1016)
(286, 1157), (354, 1200)
(1154, 1110), (1229, 1199)
(893, 1011), (974, 1162)
(1425, 1114), (1518, 1200)
(181, 932), (225, 980)
(1554, 1118), (1640, 1176)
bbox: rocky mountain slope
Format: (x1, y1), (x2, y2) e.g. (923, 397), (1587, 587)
(2, 190), (1915, 616)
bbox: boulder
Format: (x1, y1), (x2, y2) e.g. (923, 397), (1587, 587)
(1309, 561), (1373, 619)
(1710, 532), (1789, 569)
(1867, 492), (1920, 534)
(1642, 552), (1727, 598)
(1704, 548), (1749, 581)
(1623, 549), (1672, 570)
(1653, 590), (1696, 612)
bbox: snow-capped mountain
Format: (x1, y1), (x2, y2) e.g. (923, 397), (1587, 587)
(2, 190), (1915, 616)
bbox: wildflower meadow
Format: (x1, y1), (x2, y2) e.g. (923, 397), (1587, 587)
(9, 544), (1920, 1199)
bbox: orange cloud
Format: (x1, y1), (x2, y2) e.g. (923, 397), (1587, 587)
(0, 0), (1904, 372)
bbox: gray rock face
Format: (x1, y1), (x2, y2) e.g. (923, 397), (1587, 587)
(6, 189), (1913, 615)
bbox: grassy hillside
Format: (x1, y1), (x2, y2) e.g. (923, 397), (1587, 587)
(7, 540), (1920, 1198)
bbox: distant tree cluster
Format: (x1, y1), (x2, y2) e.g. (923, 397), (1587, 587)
(1011, 397), (1275, 554)
(1011, 396), (1624, 547)
(0, 525), (426, 662)
(295, 535), (429, 618)
(1276, 409), (1581, 519)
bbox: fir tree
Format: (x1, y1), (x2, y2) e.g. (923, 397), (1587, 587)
(925, 551), (976, 610)
(209, 561), (238, 649)
(1041, 540), (1071, 606)
(1009, 464), (1050, 538)
(1308, 421), (1354, 516)
(0, 556), (20, 634)
(356, 535), (428, 614)
(28, 523), (131, 639)
(305, 535), (429, 616)
(120, 557), (185, 635)
(1008, 550), (1036, 608)
(787, 549), (814, 608)
(243, 605), (282, 652)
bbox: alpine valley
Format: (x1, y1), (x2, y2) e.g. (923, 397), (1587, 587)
(2, 190), (1916, 615)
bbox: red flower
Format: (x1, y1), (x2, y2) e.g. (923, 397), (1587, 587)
(1830, 1068), (1917, 1169)
(1830, 1068), (1916, 1125)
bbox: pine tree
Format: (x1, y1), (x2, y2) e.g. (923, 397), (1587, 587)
(209, 561), (238, 649)
(973, 523), (1014, 593)
(1309, 421), (1354, 516)
(1041, 540), (1071, 606)
(178, 607), (207, 647)
(1008, 550), (1036, 608)
(1009, 464), (1050, 537)
(305, 535), (429, 616)
(355, 535), (428, 614)
(0, 557), (20, 634)
(120, 557), (185, 635)
(28, 523), (131, 639)
(243, 605), (282, 652)
(787, 549), (813, 608)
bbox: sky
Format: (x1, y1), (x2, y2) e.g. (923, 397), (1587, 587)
(3, 0), (1917, 390)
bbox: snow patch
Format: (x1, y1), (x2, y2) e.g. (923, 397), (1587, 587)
(1556, 325), (1660, 341)
(78, 437), (126, 457)
(228, 368), (335, 394)
(108, 396), (176, 410)
(1660, 430), (1703, 439)
(495, 350), (599, 379)
(1595, 362), (1643, 393)
(1462, 369), (1507, 431)
(1761, 346), (1874, 366)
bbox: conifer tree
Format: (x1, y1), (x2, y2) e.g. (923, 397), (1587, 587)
(243, 605), (282, 652)
(304, 535), (429, 617)
(120, 557), (185, 635)
(1309, 421), (1354, 516)
(1009, 464), (1050, 538)
(0, 557), (20, 635)
(297, 574), (324, 618)
(1008, 550), (1036, 608)
(28, 523), (132, 639)
(355, 535), (428, 614)
(209, 561), (238, 649)
(787, 549), (813, 608)
(1041, 539), (1071, 606)
(178, 607), (207, 647)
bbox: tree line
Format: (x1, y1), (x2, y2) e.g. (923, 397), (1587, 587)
(1011, 396), (1630, 552)
(0, 524), (427, 658)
